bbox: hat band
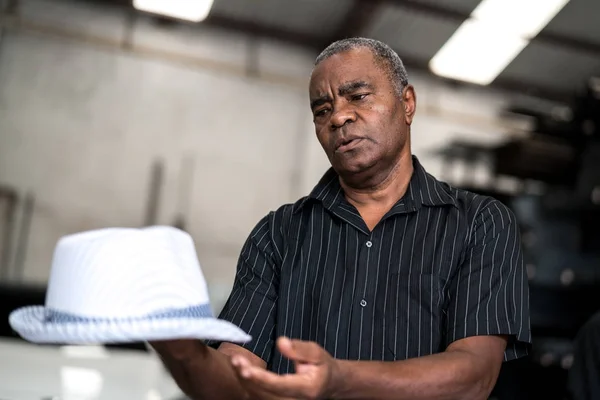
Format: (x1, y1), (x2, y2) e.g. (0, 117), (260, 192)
(43, 304), (213, 324)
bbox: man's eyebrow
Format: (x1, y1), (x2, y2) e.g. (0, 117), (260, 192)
(338, 81), (374, 96)
(310, 95), (331, 110)
(309, 81), (374, 110)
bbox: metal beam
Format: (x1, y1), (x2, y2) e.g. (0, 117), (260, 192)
(322, 0), (385, 49)
(30, 0), (574, 101)
(190, 13), (573, 102)
(82, 0), (321, 49)
(397, 54), (570, 103)
(534, 30), (600, 57)
(312, 0), (572, 101)
(383, 0), (600, 56)
(89, 0), (600, 57)
(204, 13), (319, 49)
(384, 0), (469, 21)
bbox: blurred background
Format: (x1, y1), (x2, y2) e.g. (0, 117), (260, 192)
(0, 0), (598, 399)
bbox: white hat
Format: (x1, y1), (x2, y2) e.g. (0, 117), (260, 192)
(9, 226), (251, 344)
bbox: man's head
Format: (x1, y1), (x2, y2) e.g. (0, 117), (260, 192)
(309, 38), (416, 186)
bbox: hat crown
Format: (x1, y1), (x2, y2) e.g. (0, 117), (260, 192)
(45, 226), (211, 319)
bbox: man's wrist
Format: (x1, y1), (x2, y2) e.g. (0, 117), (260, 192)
(327, 358), (351, 399)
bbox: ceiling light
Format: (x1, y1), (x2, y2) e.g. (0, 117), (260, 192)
(472, 0), (570, 38)
(133, 0), (215, 22)
(429, 19), (528, 85)
(429, 0), (570, 85)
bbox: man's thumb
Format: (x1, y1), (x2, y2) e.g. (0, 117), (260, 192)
(277, 337), (322, 364)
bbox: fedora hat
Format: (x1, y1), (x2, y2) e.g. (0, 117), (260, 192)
(9, 226), (251, 344)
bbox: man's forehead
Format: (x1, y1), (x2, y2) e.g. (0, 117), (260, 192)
(310, 77), (372, 94)
(309, 71), (378, 97)
(309, 49), (381, 94)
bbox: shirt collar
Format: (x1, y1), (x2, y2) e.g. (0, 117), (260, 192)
(293, 156), (457, 213)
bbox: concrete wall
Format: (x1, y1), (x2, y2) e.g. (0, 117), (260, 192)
(0, 0), (531, 311)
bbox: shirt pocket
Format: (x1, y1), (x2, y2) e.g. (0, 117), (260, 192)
(385, 271), (445, 360)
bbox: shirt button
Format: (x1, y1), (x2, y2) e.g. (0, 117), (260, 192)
(366, 241), (372, 248)
(360, 299), (367, 307)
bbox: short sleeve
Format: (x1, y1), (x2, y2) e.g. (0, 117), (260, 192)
(445, 200), (532, 361)
(206, 213), (280, 363)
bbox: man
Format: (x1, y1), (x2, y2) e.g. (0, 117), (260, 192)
(151, 37), (531, 400)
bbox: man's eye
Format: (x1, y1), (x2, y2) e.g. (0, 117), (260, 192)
(314, 109), (329, 117)
(352, 94), (368, 101)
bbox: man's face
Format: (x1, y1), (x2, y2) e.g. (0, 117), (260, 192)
(309, 48), (415, 178)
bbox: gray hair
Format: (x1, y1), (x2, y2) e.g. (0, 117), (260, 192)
(314, 37), (409, 97)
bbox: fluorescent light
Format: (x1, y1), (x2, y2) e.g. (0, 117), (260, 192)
(429, 0), (569, 85)
(133, 0), (215, 22)
(429, 19), (528, 85)
(472, 0), (570, 38)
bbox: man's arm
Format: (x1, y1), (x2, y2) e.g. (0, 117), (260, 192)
(152, 212), (285, 400)
(151, 340), (266, 400)
(232, 335), (505, 400)
(331, 335), (506, 400)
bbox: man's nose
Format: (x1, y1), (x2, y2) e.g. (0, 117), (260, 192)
(330, 105), (356, 129)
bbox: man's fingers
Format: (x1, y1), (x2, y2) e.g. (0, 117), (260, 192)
(231, 356), (294, 400)
(277, 337), (324, 365)
(231, 354), (253, 378)
(276, 337), (297, 360)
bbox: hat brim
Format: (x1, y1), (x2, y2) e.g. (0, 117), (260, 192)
(9, 306), (252, 345)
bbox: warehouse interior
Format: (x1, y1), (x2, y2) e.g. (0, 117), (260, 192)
(0, 0), (599, 399)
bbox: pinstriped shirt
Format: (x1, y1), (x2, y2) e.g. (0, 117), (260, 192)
(208, 156), (531, 373)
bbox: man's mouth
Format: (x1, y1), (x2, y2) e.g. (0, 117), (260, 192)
(336, 138), (363, 153)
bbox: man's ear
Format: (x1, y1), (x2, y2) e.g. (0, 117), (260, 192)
(402, 85), (416, 125)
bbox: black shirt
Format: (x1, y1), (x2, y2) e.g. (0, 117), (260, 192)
(208, 156), (531, 373)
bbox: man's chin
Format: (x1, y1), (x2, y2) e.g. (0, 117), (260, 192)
(333, 159), (377, 179)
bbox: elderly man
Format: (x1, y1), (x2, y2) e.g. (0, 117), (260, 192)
(151, 37), (531, 400)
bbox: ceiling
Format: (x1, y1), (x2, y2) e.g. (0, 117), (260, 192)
(47, 0), (600, 102)
(211, 0), (600, 102)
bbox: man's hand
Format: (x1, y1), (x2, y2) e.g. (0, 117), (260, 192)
(230, 335), (507, 400)
(231, 337), (341, 400)
(150, 339), (269, 400)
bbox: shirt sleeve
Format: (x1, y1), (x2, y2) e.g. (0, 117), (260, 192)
(445, 200), (532, 361)
(205, 213), (280, 363)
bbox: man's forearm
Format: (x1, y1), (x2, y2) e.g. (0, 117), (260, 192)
(153, 341), (249, 400)
(330, 350), (497, 400)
